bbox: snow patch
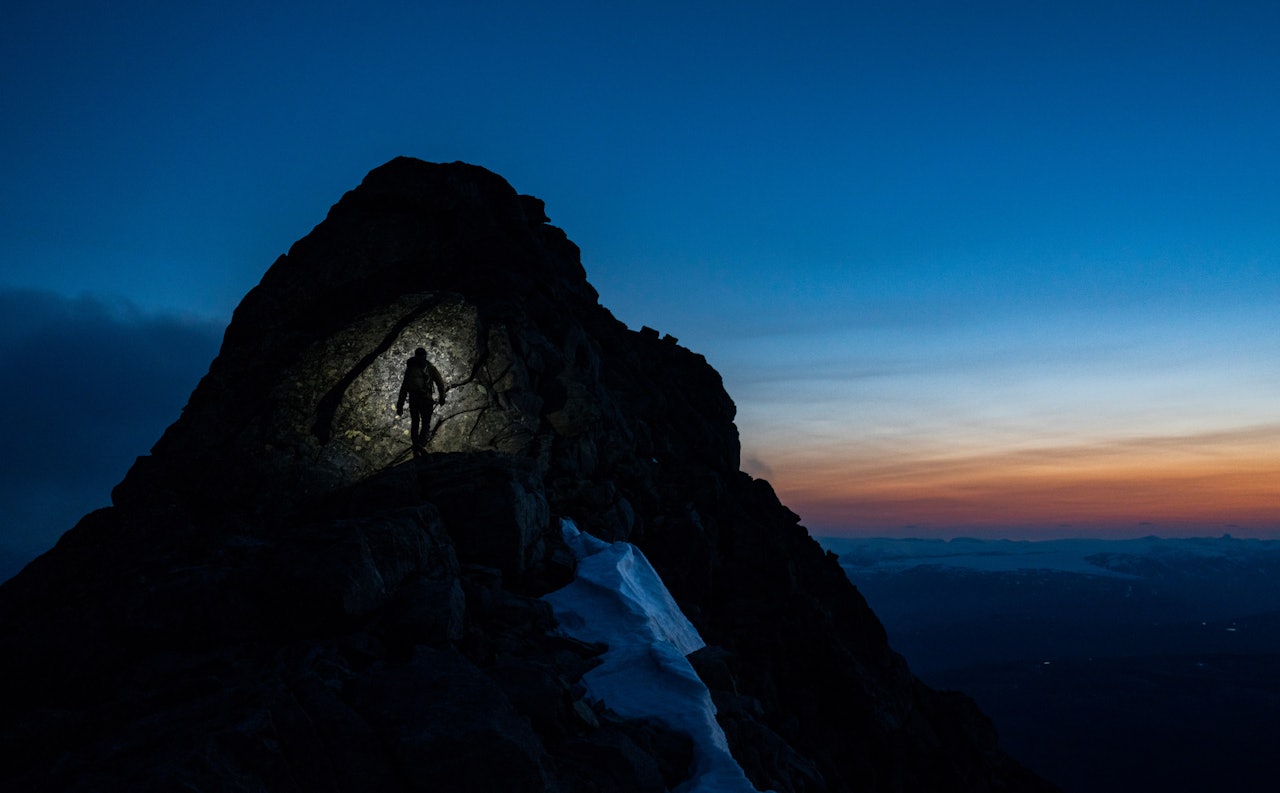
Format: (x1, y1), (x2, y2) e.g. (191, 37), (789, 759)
(543, 519), (763, 793)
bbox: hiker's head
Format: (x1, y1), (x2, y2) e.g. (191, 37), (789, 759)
(414, 347), (427, 360)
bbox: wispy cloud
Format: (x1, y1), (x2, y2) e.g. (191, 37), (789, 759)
(770, 425), (1280, 537)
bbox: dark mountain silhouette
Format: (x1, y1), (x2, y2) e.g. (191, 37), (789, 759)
(0, 158), (1057, 792)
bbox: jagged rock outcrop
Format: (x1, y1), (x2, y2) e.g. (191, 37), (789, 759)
(0, 158), (1058, 792)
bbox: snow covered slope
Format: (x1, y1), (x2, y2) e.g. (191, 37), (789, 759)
(543, 519), (762, 793)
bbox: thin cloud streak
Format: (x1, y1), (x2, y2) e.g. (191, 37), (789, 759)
(772, 425), (1280, 537)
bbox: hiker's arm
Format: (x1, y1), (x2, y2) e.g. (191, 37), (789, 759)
(396, 379), (408, 414)
(431, 366), (447, 404)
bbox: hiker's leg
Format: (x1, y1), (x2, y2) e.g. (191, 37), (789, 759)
(409, 402), (423, 445)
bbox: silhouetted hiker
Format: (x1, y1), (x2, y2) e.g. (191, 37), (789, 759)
(396, 347), (446, 449)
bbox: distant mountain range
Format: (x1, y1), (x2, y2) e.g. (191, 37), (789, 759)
(821, 535), (1280, 793)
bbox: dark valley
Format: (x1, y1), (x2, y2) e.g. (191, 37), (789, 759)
(823, 535), (1280, 793)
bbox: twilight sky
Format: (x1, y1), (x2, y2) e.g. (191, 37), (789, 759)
(3, 0), (1278, 574)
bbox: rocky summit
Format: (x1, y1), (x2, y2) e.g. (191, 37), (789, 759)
(0, 158), (1058, 793)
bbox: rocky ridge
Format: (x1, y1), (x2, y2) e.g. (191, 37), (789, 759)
(0, 158), (1058, 792)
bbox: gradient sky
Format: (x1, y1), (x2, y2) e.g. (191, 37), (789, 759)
(3, 1), (1278, 574)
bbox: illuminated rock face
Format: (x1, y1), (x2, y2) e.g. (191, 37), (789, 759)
(284, 294), (545, 480)
(0, 160), (1059, 793)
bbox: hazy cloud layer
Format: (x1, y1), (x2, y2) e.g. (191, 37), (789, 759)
(0, 290), (223, 580)
(783, 425), (1280, 538)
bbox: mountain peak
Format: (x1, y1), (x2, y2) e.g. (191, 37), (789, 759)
(0, 160), (1057, 792)
(114, 157), (608, 521)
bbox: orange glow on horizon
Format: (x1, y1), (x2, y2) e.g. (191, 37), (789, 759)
(752, 424), (1280, 536)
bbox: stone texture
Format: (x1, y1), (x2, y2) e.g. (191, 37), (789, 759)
(0, 158), (1059, 793)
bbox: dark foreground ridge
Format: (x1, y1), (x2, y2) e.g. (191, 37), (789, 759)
(0, 159), (1057, 792)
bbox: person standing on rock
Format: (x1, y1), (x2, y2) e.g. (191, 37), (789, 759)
(396, 347), (447, 450)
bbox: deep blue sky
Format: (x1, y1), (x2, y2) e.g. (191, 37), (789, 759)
(3, 1), (1279, 577)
